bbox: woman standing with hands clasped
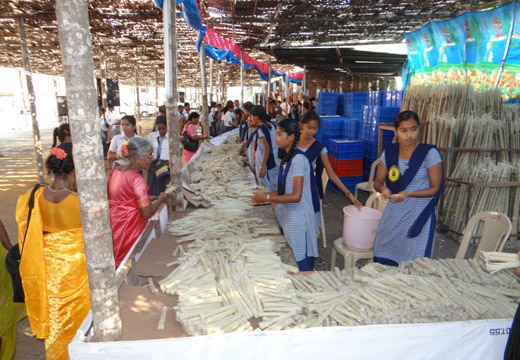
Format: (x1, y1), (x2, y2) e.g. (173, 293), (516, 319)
(372, 111), (444, 266)
(252, 119), (318, 271)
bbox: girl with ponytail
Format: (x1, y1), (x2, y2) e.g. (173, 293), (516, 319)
(252, 119), (319, 271)
(250, 105), (278, 191)
(52, 123), (71, 148)
(297, 111), (362, 226)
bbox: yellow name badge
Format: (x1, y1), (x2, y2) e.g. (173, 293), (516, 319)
(388, 165), (400, 182)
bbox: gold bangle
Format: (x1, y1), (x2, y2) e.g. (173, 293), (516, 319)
(267, 194), (270, 202)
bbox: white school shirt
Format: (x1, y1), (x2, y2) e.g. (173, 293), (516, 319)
(106, 109), (120, 125)
(109, 133), (142, 166)
(148, 132), (169, 161)
(222, 111), (233, 127)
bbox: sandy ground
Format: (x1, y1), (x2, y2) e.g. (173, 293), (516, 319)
(1, 120), (518, 358)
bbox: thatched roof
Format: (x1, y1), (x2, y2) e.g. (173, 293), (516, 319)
(0, 0), (267, 87)
(0, 0), (513, 85)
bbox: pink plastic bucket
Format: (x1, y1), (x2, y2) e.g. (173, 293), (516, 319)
(342, 205), (382, 251)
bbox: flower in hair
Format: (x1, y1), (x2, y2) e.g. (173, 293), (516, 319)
(121, 142), (129, 157)
(49, 147), (67, 160)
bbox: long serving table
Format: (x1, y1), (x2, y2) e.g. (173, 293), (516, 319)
(69, 131), (513, 360)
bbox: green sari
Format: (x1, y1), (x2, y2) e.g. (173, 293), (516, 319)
(0, 246), (26, 360)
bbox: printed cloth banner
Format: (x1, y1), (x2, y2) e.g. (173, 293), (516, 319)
(405, 1), (520, 100)
(198, 26), (303, 83)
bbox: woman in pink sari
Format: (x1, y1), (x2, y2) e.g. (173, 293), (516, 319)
(182, 112), (206, 164)
(107, 137), (168, 268)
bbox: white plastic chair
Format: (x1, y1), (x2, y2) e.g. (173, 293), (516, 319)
(455, 211), (512, 259)
(354, 158), (380, 200)
(330, 192), (386, 270)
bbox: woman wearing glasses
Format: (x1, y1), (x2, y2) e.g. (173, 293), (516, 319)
(106, 137), (168, 267)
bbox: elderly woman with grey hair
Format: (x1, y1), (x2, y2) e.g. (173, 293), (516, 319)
(107, 137), (168, 267)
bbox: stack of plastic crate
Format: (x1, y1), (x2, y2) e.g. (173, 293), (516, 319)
(341, 117), (360, 139)
(326, 139), (364, 194)
(343, 92), (367, 119)
(317, 92), (339, 115)
(381, 90), (404, 108)
(358, 105), (400, 180)
(320, 116), (344, 149)
(337, 94), (346, 116)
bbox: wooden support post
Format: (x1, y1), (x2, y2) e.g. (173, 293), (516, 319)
(55, 0), (122, 342)
(209, 58), (214, 103)
(163, 0), (184, 210)
(216, 62), (221, 103)
(135, 65), (142, 135)
(155, 68), (159, 113)
(17, 17), (45, 184)
(284, 69), (289, 103)
(267, 58), (271, 108)
(240, 49), (244, 106)
(303, 65), (307, 99)
(17, 69), (30, 129)
(200, 41), (209, 140)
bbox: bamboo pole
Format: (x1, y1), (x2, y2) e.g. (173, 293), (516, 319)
(200, 41), (209, 141)
(303, 65), (307, 99)
(55, 0), (122, 341)
(240, 49), (244, 106)
(155, 67), (159, 113)
(209, 59), (214, 104)
(284, 69), (289, 104)
(163, 0), (184, 210)
(17, 69), (30, 129)
(17, 17), (45, 184)
(99, 46), (107, 108)
(135, 65), (142, 135)
(267, 58), (271, 108)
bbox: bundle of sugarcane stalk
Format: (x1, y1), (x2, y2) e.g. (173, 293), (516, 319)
(401, 85), (519, 239)
(188, 137), (252, 203)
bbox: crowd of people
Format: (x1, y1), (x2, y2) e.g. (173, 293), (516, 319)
(3, 96), (486, 360)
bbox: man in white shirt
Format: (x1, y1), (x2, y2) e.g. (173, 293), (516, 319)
(147, 115), (170, 195)
(106, 103), (121, 139)
(183, 102), (191, 119)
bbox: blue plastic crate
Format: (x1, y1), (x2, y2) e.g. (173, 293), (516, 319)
(341, 118), (360, 139)
(363, 140), (378, 159)
(382, 90), (404, 107)
(317, 93), (339, 115)
(330, 139), (363, 154)
(337, 94), (346, 116)
(329, 139), (364, 160)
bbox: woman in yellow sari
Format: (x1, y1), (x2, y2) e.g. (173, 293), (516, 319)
(0, 219), (26, 360)
(16, 143), (90, 360)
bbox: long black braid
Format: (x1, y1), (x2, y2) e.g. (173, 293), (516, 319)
(277, 119), (301, 165)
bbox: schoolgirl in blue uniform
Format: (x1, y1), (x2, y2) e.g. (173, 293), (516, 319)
(252, 119), (318, 271)
(250, 105), (279, 191)
(373, 110), (444, 266)
(297, 111), (362, 225)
